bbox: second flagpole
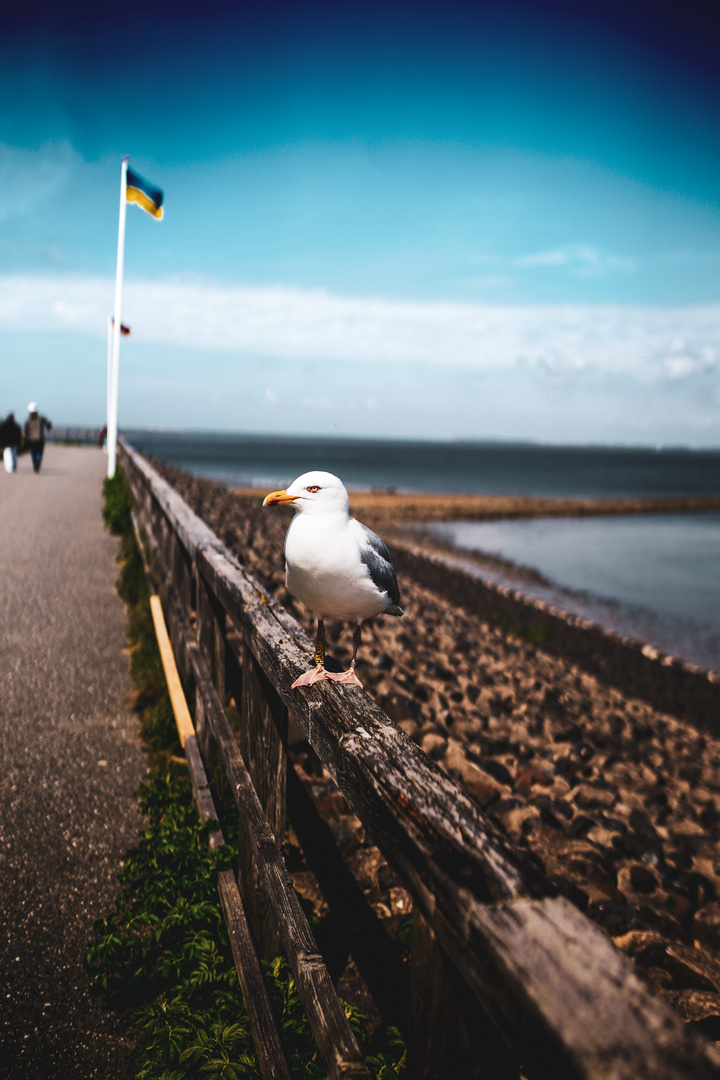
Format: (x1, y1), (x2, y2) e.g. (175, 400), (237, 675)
(107, 155), (128, 479)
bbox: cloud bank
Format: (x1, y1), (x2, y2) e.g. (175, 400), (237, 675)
(0, 273), (718, 383)
(0, 273), (717, 444)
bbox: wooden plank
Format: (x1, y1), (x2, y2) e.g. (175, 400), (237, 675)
(407, 910), (513, 1080)
(286, 760), (409, 1032)
(218, 869), (293, 1080)
(184, 740), (291, 1078)
(120, 441), (222, 558)
(135, 493), (450, 1071)
(184, 734), (224, 849)
(448, 894), (720, 1080)
(240, 640), (287, 845)
(149, 594), (195, 748)
(196, 565), (217, 679)
(238, 639), (288, 959)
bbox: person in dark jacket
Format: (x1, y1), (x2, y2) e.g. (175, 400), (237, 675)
(0, 412), (23, 473)
(24, 402), (52, 473)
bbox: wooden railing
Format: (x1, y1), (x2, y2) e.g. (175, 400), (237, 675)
(50, 426), (103, 445)
(118, 439), (720, 1080)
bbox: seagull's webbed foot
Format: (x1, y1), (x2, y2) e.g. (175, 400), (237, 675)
(291, 620), (364, 689)
(324, 665), (363, 688)
(291, 666), (333, 688)
(291, 664), (363, 688)
(324, 657), (363, 688)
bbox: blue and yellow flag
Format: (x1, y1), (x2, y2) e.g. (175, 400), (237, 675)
(126, 166), (164, 220)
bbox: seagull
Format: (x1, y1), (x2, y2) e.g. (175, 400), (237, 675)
(263, 471), (404, 688)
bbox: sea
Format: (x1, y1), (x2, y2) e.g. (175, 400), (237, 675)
(123, 429), (720, 673)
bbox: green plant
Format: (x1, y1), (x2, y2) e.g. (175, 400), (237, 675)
(500, 617), (549, 645)
(87, 762), (259, 1078)
(102, 467), (134, 535)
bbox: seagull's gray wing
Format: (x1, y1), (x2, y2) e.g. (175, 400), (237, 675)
(358, 522), (402, 609)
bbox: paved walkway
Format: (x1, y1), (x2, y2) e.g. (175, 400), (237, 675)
(0, 445), (146, 1078)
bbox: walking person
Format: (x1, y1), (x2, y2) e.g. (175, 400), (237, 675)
(0, 411), (22, 473)
(24, 402), (52, 473)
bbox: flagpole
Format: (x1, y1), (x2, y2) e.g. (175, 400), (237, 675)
(107, 155), (128, 479)
(106, 313), (113, 449)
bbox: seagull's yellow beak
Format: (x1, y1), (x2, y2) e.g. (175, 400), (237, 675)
(262, 488), (297, 507)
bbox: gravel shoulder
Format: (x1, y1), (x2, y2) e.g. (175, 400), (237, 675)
(0, 446), (146, 1079)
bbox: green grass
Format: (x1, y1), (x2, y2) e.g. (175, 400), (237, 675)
(501, 617), (550, 645)
(89, 467), (406, 1079)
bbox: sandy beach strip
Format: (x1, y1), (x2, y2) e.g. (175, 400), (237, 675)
(230, 486), (720, 528)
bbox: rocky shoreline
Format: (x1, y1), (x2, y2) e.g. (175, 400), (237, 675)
(152, 461), (720, 1050)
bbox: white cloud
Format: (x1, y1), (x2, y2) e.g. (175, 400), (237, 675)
(0, 274), (719, 391)
(664, 354), (716, 381)
(514, 244), (635, 277)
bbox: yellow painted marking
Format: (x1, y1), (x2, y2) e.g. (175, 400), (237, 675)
(149, 594), (195, 747)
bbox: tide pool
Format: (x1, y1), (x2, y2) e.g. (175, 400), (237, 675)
(428, 512), (720, 673)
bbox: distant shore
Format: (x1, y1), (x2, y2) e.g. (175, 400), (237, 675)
(231, 485), (720, 528)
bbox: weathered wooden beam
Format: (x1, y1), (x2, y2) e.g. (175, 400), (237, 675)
(196, 563), (227, 700)
(182, 745), (292, 1080)
(218, 869), (292, 1080)
(452, 894), (720, 1080)
(183, 734), (223, 848)
(239, 640), (288, 845)
(237, 639), (288, 959)
(407, 909), (517, 1080)
(286, 760), (409, 1033)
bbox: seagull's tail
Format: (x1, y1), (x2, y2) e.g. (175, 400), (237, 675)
(385, 603), (405, 616)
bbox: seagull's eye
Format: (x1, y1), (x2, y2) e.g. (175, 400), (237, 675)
(306, 485), (320, 493)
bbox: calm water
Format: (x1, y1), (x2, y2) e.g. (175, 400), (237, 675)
(428, 514), (720, 672)
(123, 429), (720, 671)
(124, 429), (720, 498)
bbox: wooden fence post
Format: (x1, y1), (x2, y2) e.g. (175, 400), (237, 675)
(238, 638), (288, 959)
(194, 561), (228, 763)
(195, 561), (227, 697)
(408, 910), (519, 1080)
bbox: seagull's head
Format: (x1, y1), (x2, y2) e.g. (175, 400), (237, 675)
(263, 471), (349, 516)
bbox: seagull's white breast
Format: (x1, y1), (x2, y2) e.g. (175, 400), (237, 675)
(284, 513), (391, 621)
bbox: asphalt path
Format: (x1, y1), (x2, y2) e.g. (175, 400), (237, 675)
(0, 446), (146, 1078)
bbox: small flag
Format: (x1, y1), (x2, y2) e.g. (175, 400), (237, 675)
(111, 319), (131, 336)
(126, 166), (164, 220)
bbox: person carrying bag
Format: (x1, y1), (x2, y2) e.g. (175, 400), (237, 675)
(24, 403), (52, 473)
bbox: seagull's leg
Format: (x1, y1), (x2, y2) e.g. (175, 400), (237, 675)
(328, 622), (364, 687)
(291, 617), (332, 687)
(350, 622), (361, 670)
(315, 618), (326, 668)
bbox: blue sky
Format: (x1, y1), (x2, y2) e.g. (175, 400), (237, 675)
(1, 0), (719, 445)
